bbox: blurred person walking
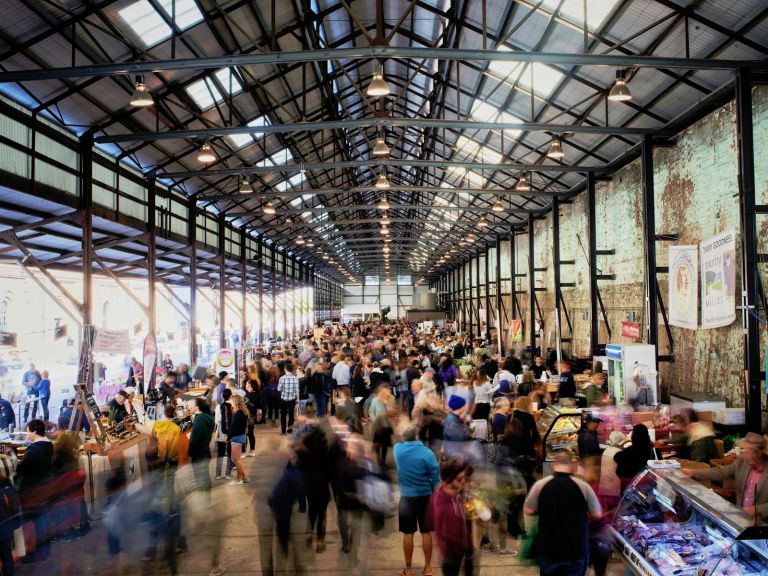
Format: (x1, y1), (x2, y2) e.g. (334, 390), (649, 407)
(278, 362), (300, 436)
(226, 395), (250, 485)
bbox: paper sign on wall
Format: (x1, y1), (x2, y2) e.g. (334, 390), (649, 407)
(700, 229), (736, 329)
(668, 246), (698, 330)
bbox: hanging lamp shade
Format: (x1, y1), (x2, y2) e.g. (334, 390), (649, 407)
(375, 173), (390, 189)
(239, 177), (251, 193)
(608, 69), (632, 102)
(478, 216), (488, 227)
(197, 141), (216, 163)
(295, 235), (306, 245)
(306, 238), (314, 246)
(372, 136), (390, 156)
(515, 174), (530, 191)
(263, 201), (276, 215)
(367, 64), (391, 97)
(129, 76), (154, 107)
(380, 226), (390, 235)
(547, 137), (564, 159)
(377, 195), (391, 210)
(492, 200), (504, 212)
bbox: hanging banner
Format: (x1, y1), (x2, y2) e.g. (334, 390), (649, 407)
(510, 319), (523, 342)
(142, 333), (158, 391)
(668, 245), (698, 329)
(93, 329), (131, 354)
(621, 321), (641, 340)
(700, 229), (736, 328)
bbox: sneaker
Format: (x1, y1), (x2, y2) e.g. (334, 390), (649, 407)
(224, 475), (233, 480)
(227, 480), (244, 486)
(242, 478), (251, 484)
(498, 549), (518, 557)
(215, 476), (222, 480)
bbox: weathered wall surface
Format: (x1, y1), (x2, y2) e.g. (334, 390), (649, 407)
(465, 86), (768, 408)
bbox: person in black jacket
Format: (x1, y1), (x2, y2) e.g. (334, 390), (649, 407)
(0, 473), (20, 576)
(244, 380), (259, 457)
(188, 398), (215, 492)
(307, 363), (333, 417)
(615, 424), (654, 492)
(578, 413), (602, 459)
(17, 419), (53, 560)
(108, 390), (129, 423)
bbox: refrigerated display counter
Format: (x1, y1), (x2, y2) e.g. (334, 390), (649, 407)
(612, 464), (768, 576)
(536, 406), (583, 462)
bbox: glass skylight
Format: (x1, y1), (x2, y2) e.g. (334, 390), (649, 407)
(119, 0), (203, 47)
(119, 1), (172, 47)
(470, 101), (523, 138)
(228, 116), (270, 149)
(186, 68), (243, 110)
(488, 47), (565, 97)
(454, 135), (503, 164)
(269, 148), (294, 165)
(275, 174), (304, 192)
(540, 0), (619, 31)
(157, 0), (204, 28)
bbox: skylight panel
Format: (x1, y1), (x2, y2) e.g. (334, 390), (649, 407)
(186, 68), (243, 110)
(228, 116), (270, 148)
(157, 0), (204, 28)
(471, 101), (523, 138)
(289, 197), (303, 207)
(119, 1), (172, 47)
(454, 136), (503, 164)
(488, 47), (565, 97)
(269, 148), (294, 165)
(541, 0), (619, 31)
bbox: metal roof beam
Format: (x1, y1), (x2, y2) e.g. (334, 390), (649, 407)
(0, 47), (758, 83)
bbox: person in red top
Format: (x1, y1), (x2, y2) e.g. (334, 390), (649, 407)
(429, 458), (475, 576)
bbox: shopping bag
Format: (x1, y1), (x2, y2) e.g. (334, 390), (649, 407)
(520, 515), (539, 562)
(12, 526), (25, 558)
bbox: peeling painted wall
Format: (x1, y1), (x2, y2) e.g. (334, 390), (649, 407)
(451, 86), (768, 408)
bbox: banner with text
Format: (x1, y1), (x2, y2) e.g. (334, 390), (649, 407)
(668, 245), (698, 329)
(700, 229), (736, 328)
(93, 329), (131, 354)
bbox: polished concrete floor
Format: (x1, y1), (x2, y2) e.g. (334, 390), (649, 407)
(16, 424), (628, 576)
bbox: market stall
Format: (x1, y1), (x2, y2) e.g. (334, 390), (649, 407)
(612, 462), (768, 576)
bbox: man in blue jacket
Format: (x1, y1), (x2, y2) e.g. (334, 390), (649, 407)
(393, 425), (440, 576)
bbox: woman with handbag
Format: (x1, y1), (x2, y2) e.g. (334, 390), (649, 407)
(243, 379), (259, 457)
(226, 395), (250, 485)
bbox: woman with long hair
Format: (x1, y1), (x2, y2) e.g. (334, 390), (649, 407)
(244, 379), (259, 457)
(227, 395), (250, 485)
(471, 368), (493, 421)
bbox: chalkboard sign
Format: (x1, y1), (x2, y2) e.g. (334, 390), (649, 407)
(74, 384), (102, 424)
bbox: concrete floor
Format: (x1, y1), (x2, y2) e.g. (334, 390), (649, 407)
(16, 424), (629, 576)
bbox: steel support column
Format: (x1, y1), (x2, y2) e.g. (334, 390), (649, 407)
(147, 177), (157, 349)
(188, 196), (198, 364)
(240, 228), (247, 347)
(495, 235), (502, 353)
(271, 248), (276, 338)
(641, 136), (659, 354)
(528, 215), (536, 352)
(257, 237), (264, 343)
(485, 244), (491, 342)
(552, 197), (563, 357)
(511, 234), (517, 321)
(587, 174), (599, 357)
(79, 134), (93, 329)
(476, 255), (482, 339)
(736, 68), (762, 432)
(218, 214), (226, 348)
(462, 262), (468, 336)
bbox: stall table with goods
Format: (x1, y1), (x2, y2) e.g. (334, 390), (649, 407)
(612, 462), (768, 576)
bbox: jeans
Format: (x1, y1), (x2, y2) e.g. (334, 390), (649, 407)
(280, 399), (296, 434)
(23, 396), (38, 421)
(40, 396), (50, 421)
(246, 423), (256, 452)
(315, 393), (328, 417)
(539, 555), (588, 576)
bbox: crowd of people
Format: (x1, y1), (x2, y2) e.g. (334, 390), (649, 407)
(1, 319), (765, 576)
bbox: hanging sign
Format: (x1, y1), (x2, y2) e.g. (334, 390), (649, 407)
(216, 348), (235, 372)
(621, 321), (641, 340)
(700, 229), (736, 328)
(668, 245), (698, 329)
(93, 329), (131, 354)
(509, 319), (523, 343)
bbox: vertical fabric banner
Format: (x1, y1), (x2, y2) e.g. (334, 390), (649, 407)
(668, 246), (698, 329)
(510, 319), (523, 342)
(142, 333), (158, 391)
(700, 229), (737, 328)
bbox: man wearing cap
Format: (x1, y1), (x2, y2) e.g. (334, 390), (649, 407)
(578, 413), (603, 458)
(420, 367), (437, 394)
(682, 432), (768, 518)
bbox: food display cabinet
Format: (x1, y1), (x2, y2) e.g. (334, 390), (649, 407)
(612, 465), (768, 576)
(536, 406), (583, 463)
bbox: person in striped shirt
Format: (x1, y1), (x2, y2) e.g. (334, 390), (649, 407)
(277, 362), (300, 435)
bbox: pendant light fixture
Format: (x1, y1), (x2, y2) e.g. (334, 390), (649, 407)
(263, 201), (276, 215)
(306, 238), (314, 247)
(375, 172), (390, 189)
(478, 216), (488, 227)
(129, 75), (154, 107)
(492, 199), (504, 212)
(372, 128), (390, 157)
(515, 173), (530, 192)
(608, 69), (632, 102)
(367, 63), (391, 97)
(239, 176), (251, 194)
(377, 194), (391, 211)
(295, 235), (305, 245)
(197, 140), (216, 163)
(547, 137), (564, 160)
(380, 226), (390, 235)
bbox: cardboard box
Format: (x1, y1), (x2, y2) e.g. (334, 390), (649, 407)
(631, 412), (655, 426)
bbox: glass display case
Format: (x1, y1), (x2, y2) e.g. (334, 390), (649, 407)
(612, 465), (768, 576)
(536, 406), (583, 461)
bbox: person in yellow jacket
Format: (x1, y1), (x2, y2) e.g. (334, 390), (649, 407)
(152, 404), (181, 465)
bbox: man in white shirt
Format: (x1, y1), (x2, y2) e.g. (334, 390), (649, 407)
(332, 356), (353, 390)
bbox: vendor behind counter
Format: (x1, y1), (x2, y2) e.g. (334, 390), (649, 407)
(682, 432), (768, 520)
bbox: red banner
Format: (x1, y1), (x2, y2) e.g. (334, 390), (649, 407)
(621, 321), (641, 340)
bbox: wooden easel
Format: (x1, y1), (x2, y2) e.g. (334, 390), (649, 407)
(68, 384), (108, 452)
